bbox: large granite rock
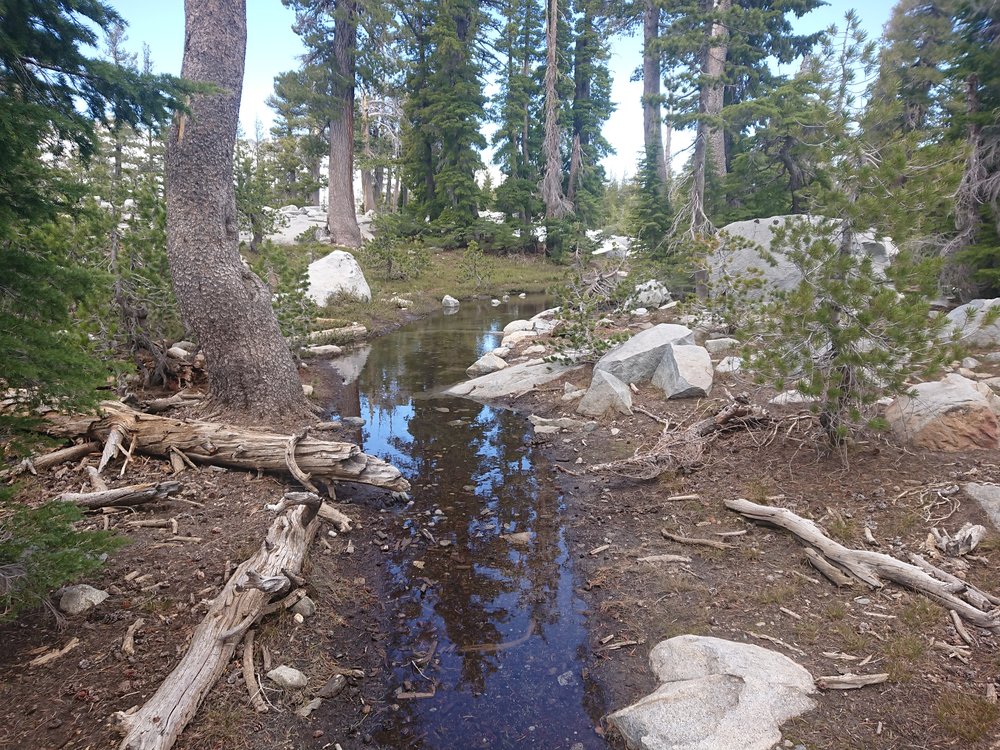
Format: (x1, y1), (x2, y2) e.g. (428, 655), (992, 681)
(652, 345), (713, 399)
(964, 483), (1000, 530)
(885, 374), (1000, 451)
(307, 250), (371, 305)
(942, 299), (1000, 348)
(502, 319), (534, 335)
(466, 352), (508, 378)
(631, 279), (671, 309)
(595, 324), (695, 385)
(712, 215), (895, 297)
(608, 635), (815, 750)
(577, 369), (633, 418)
(445, 359), (579, 401)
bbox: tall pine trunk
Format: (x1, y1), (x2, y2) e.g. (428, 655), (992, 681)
(166, 0), (309, 422)
(327, 0), (362, 247)
(542, 0), (571, 219)
(690, 0), (729, 233)
(642, 0), (668, 189)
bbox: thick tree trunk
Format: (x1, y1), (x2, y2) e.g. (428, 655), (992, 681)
(642, 0), (668, 189)
(327, 0), (362, 247)
(542, 0), (571, 219)
(689, 0), (729, 234)
(166, 0), (309, 422)
(705, 0), (730, 181)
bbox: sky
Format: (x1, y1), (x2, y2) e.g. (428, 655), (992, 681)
(104, 0), (894, 183)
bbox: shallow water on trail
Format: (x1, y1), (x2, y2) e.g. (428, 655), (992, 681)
(323, 298), (610, 749)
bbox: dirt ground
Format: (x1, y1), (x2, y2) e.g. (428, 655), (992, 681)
(2, 311), (1000, 750)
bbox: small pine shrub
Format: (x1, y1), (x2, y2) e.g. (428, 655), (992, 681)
(0, 491), (126, 622)
(459, 241), (496, 290)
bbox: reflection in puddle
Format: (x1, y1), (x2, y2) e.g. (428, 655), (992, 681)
(326, 299), (608, 749)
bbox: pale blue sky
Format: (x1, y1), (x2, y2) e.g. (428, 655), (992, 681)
(104, 0), (893, 181)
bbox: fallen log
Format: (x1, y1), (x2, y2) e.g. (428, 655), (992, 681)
(55, 481), (181, 509)
(46, 401), (409, 493)
(1, 441), (101, 479)
(726, 497), (1000, 630)
(114, 493), (321, 750)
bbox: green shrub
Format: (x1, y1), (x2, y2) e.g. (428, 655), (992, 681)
(1, 492), (126, 622)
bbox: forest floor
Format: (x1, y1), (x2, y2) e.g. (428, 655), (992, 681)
(2, 302), (1000, 750)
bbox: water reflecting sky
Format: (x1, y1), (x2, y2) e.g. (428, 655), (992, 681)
(325, 298), (608, 749)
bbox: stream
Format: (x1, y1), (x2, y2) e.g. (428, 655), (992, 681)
(321, 298), (610, 749)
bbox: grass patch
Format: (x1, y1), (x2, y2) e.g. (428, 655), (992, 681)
(900, 597), (939, 629)
(832, 621), (874, 653)
(756, 580), (801, 606)
(824, 600), (847, 621)
(883, 633), (926, 682)
(934, 688), (1000, 742)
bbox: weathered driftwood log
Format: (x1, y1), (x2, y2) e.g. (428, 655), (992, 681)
(726, 498), (1000, 630)
(0, 440), (101, 479)
(590, 399), (770, 480)
(57, 481), (182, 509)
(47, 401), (409, 493)
(115, 495), (321, 750)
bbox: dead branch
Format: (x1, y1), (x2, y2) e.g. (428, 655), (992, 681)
(46, 401), (409, 493)
(242, 630), (268, 713)
(1, 441), (101, 480)
(661, 530), (733, 550)
(56, 481), (181, 509)
(122, 618), (144, 657)
(114, 498), (320, 750)
(817, 673), (889, 690)
(727, 498), (1000, 630)
(590, 398), (770, 480)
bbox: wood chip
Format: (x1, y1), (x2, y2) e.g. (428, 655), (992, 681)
(817, 673), (889, 690)
(666, 494), (700, 502)
(122, 618), (144, 657)
(29, 637), (81, 667)
(589, 544), (611, 555)
(779, 606), (802, 621)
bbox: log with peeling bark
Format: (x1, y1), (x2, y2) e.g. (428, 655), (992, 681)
(56, 481), (181, 509)
(46, 401), (409, 493)
(114, 495), (321, 750)
(726, 498), (1000, 630)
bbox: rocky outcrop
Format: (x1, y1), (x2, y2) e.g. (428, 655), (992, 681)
(652, 345), (713, 399)
(631, 279), (671, 309)
(712, 215), (895, 297)
(594, 324), (695, 385)
(943, 298), (1000, 348)
(577, 369), (633, 418)
(445, 359), (579, 401)
(306, 250), (371, 305)
(964, 483), (1000, 530)
(466, 352), (508, 378)
(608, 635), (815, 750)
(886, 374), (1000, 451)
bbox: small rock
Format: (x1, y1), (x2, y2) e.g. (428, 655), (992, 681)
(302, 384), (314, 397)
(442, 295), (460, 308)
(716, 356), (743, 374)
(467, 352), (508, 378)
(631, 307), (649, 316)
(502, 319), (534, 335)
(58, 584), (109, 615)
(962, 357), (981, 370)
(174, 340), (197, 352)
(166, 345), (190, 360)
(577, 369), (633, 418)
(705, 337), (740, 355)
(296, 697), (322, 718)
(518, 292), (526, 298)
(491, 299), (501, 306)
(610, 427), (621, 436)
(291, 596), (316, 618)
(769, 390), (817, 406)
(557, 670), (576, 686)
(267, 665), (308, 690)
(343, 416), (365, 427)
(492, 346), (511, 358)
(293, 612), (305, 624)
(503, 531), (533, 545)
(304, 344), (343, 357)
(523, 344), (547, 356)
(318, 673), (348, 698)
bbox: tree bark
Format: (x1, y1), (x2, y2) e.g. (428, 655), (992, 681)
(642, 0), (668, 189)
(690, 0), (730, 233)
(327, 0), (362, 247)
(166, 0), (309, 423)
(542, 0), (571, 219)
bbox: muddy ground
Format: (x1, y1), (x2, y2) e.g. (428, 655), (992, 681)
(2, 310), (1000, 750)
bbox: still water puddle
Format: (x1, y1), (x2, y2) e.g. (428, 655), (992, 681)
(324, 298), (609, 749)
